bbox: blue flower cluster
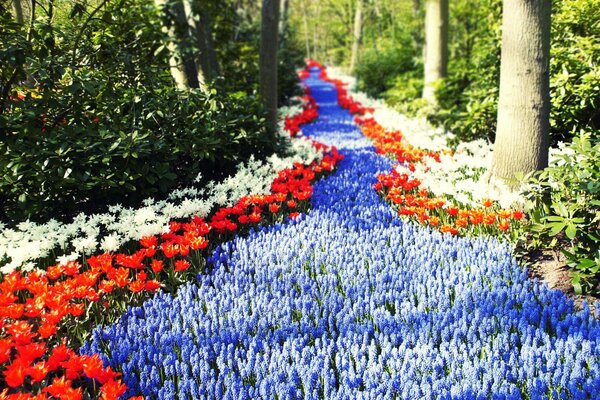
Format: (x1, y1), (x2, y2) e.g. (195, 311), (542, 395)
(83, 68), (600, 399)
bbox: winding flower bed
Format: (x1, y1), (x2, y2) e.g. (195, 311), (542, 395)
(80, 65), (600, 399)
(316, 64), (525, 239)
(0, 88), (342, 398)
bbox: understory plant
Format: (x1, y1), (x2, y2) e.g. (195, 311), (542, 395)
(524, 133), (600, 294)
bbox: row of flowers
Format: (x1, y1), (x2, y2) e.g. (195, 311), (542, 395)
(83, 67), (600, 398)
(0, 102), (324, 276)
(314, 62), (526, 239)
(0, 85), (343, 398)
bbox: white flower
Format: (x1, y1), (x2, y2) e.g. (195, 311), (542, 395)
(56, 252), (79, 266)
(100, 234), (122, 252)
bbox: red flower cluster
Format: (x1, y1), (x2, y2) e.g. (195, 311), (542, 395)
(316, 62), (525, 237)
(356, 117), (449, 166)
(208, 150), (343, 235)
(0, 74), (343, 399)
(0, 266), (134, 399)
(374, 171), (524, 235)
(284, 91), (319, 137)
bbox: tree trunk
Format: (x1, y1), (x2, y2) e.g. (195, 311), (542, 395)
(301, 1), (310, 59)
(491, 0), (551, 184)
(12, 0), (24, 24)
(422, 0), (448, 104)
(349, 0), (363, 74)
(201, 11), (220, 78)
(184, 1), (221, 88)
(259, 0), (280, 135)
(155, 0), (200, 90)
(279, 0), (289, 36)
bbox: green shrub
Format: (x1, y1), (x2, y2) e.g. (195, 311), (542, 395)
(433, 0), (502, 144)
(524, 133), (600, 294)
(434, 0), (599, 146)
(0, 0), (276, 223)
(549, 0), (600, 142)
(0, 85), (271, 222)
(355, 36), (418, 98)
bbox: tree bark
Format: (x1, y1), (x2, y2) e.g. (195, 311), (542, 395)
(349, 0), (363, 74)
(279, 0), (289, 36)
(491, 0), (551, 184)
(301, 1), (310, 59)
(422, 0), (448, 104)
(184, 0), (221, 89)
(200, 11), (220, 79)
(259, 0), (280, 135)
(155, 0), (200, 90)
(12, 0), (24, 24)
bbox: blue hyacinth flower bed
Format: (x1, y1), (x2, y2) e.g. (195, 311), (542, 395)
(82, 68), (600, 399)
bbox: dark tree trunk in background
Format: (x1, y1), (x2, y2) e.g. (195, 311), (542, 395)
(201, 11), (220, 79)
(185, 1), (220, 84)
(155, 0), (200, 90)
(12, 0), (24, 23)
(260, 0), (280, 135)
(279, 0), (289, 36)
(301, 1), (310, 59)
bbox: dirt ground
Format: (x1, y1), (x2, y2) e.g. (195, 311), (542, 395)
(524, 248), (598, 316)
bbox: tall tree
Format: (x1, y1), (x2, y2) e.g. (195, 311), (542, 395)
(301, 1), (310, 58)
(183, 1), (220, 84)
(259, 0), (280, 135)
(349, 0), (363, 73)
(491, 0), (551, 184)
(279, 0), (289, 36)
(422, 0), (448, 104)
(12, 0), (24, 24)
(155, 0), (201, 91)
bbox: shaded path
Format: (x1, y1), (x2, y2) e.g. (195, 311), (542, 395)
(84, 68), (600, 399)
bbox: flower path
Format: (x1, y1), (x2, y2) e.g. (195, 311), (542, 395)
(84, 68), (600, 399)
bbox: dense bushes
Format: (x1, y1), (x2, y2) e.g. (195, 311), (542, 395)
(524, 134), (600, 294)
(435, 0), (599, 145)
(0, 87), (271, 222)
(0, 0), (302, 223)
(355, 36), (419, 98)
(351, 0), (599, 147)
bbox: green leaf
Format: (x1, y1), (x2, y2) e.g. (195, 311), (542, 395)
(547, 222), (566, 236)
(565, 224), (577, 239)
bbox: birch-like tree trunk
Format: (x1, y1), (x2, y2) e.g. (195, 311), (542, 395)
(259, 0), (280, 135)
(491, 0), (551, 184)
(349, 0), (363, 74)
(155, 0), (200, 90)
(422, 0), (448, 104)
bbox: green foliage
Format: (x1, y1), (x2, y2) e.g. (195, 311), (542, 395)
(278, 29), (305, 105)
(355, 36), (419, 98)
(432, 0), (502, 144)
(524, 133), (600, 294)
(434, 0), (599, 146)
(205, 0), (302, 105)
(0, 0), (277, 223)
(549, 0), (600, 142)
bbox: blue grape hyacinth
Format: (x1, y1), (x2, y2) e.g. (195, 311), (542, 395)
(82, 67), (600, 399)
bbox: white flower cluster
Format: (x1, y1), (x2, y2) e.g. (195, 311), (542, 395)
(0, 110), (323, 275)
(326, 67), (527, 209)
